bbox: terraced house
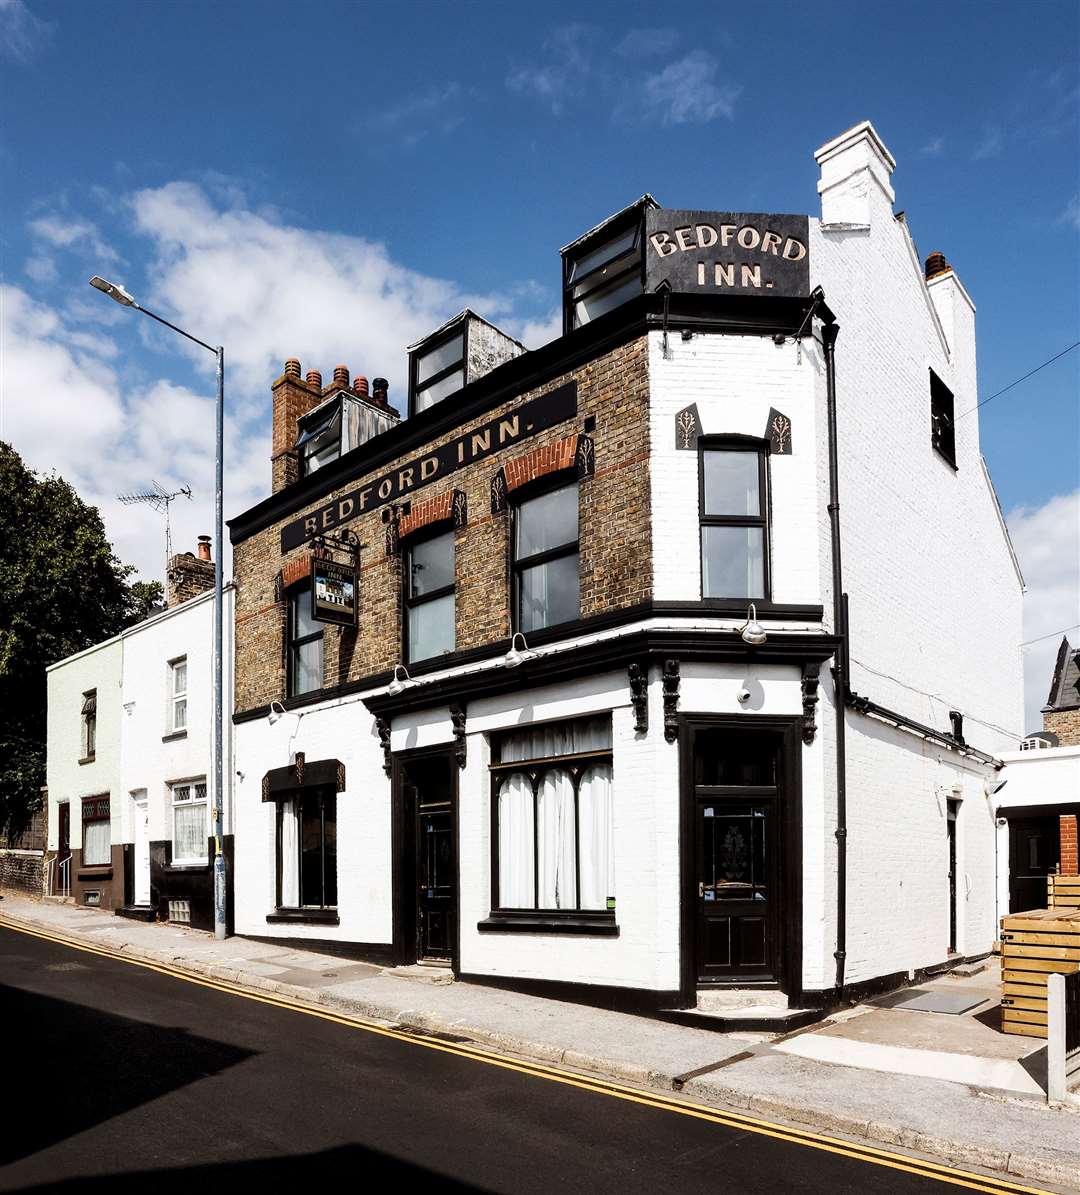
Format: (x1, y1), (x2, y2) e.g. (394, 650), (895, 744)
(227, 121), (1023, 1024)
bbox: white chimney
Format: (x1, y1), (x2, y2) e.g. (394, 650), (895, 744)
(814, 120), (896, 229)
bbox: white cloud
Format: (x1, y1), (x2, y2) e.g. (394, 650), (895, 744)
(1060, 194), (1080, 230)
(27, 214), (120, 265)
(1006, 489), (1080, 732)
(615, 28), (680, 59)
(364, 83), (466, 146)
(507, 24), (591, 116)
(23, 253), (57, 282)
(0, 0), (52, 62)
(972, 125), (1004, 160)
(628, 51), (741, 126)
(920, 135), (945, 156)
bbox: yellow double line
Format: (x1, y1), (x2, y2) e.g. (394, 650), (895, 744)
(0, 915), (1058, 1195)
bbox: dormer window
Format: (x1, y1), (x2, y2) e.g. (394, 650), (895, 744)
(561, 197), (655, 334)
(413, 331), (465, 414)
(296, 402), (342, 476)
(295, 391), (399, 478)
(407, 311), (524, 418)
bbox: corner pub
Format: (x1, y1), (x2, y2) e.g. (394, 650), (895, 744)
(228, 121), (1023, 1023)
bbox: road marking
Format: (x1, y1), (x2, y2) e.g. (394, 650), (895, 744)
(0, 915), (1056, 1195)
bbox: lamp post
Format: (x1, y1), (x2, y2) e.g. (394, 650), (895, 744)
(90, 276), (228, 941)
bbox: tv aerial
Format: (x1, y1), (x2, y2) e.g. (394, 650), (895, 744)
(117, 481), (193, 579)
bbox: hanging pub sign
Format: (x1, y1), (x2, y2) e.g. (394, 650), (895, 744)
(645, 209), (810, 299)
(281, 381), (577, 551)
(311, 557), (358, 627)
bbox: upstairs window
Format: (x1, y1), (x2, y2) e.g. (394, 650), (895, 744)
(169, 657), (187, 733)
(405, 529), (456, 664)
(81, 795), (110, 866)
(563, 220), (644, 331)
(700, 443), (769, 600)
(80, 691), (97, 761)
(930, 370), (956, 467)
(171, 779), (208, 864)
(296, 401), (342, 476)
(512, 481), (580, 633)
(411, 330), (465, 416)
(287, 588), (323, 698)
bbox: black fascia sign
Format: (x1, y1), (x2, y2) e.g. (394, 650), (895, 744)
(281, 382), (577, 552)
(645, 210), (810, 298)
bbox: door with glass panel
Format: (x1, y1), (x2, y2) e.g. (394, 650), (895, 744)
(693, 728), (781, 983)
(399, 753), (456, 965)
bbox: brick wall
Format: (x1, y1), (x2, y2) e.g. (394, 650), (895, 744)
(0, 850), (44, 896)
(1044, 708), (1080, 747)
(1061, 814), (1079, 876)
(233, 338), (652, 714)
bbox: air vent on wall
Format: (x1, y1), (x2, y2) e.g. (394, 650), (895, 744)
(168, 899), (191, 925)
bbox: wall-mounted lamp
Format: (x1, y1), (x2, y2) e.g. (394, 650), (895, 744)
(740, 604), (767, 646)
(504, 632), (537, 668)
(984, 775), (1008, 798)
(388, 663), (412, 696)
(268, 700), (287, 726)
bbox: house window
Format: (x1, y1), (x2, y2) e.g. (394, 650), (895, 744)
(296, 400), (342, 476)
(563, 220), (644, 331)
(171, 780), (208, 864)
(276, 790), (337, 909)
(287, 587), (323, 697)
(81, 795), (110, 866)
(411, 330), (465, 416)
(512, 481), (580, 633)
(491, 716), (614, 913)
(169, 657), (187, 732)
(80, 690), (97, 760)
(700, 443), (768, 600)
(405, 529), (455, 664)
(930, 370), (956, 467)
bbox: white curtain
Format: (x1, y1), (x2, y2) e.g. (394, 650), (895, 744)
(498, 774), (534, 907)
(82, 819), (110, 866)
(578, 763), (614, 910)
(500, 716), (611, 764)
(537, 769), (576, 909)
(280, 798), (299, 907)
(173, 802), (207, 862)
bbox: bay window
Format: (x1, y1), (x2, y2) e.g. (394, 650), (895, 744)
(700, 442), (769, 600)
(405, 529), (455, 663)
(171, 780), (208, 864)
(512, 481), (580, 633)
(489, 716), (614, 921)
(276, 789), (337, 910)
(81, 795), (110, 866)
(288, 587), (323, 697)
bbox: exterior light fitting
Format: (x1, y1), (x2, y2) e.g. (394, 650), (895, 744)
(89, 275), (137, 307)
(504, 632), (537, 668)
(388, 663), (412, 696)
(740, 604), (767, 646)
(268, 700), (287, 726)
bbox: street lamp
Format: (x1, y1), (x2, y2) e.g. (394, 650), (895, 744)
(90, 275), (228, 941)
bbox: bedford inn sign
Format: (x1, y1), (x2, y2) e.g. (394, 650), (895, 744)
(645, 209), (810, 298)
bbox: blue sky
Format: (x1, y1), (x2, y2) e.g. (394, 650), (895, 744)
(1, 0), (1077, 729)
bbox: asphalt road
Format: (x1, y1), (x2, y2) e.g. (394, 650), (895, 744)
(0, 923), (1041, 1194)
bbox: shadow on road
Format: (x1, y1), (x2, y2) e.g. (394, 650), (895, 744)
(3, 1145), (491, 1193)
(1, 982), (254, 1165)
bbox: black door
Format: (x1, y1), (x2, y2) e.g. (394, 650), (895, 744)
(696, 799), (776, 980)
(417, 806), (453, 961)
(57, 804), (71, 894)
(947, 800), (958, 954)
(1009, 816), (1059, 914)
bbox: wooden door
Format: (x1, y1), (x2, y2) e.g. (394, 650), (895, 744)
(1009, 816), (1059, 914)
(417, 805), (454, 962)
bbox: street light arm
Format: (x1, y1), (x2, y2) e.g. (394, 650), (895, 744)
(88, 276), (218, 354)
(135, 303), (219, 356)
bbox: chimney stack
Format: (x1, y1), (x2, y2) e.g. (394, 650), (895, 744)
(925, 251), (950, 280)
(167, 541), (215, 608)
(271, 356), (323, 492)
(814, 120), (896, 228)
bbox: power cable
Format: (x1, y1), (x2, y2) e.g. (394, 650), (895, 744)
(957, 341), (1080, 419)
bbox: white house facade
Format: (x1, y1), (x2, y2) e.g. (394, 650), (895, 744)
(225, 121), (1023, 1023)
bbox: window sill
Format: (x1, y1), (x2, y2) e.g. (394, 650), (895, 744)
(166, 859), (209, 872)
(266, 908), (340, 926)
(477, 913), (619, 936)
(78, 756), (96, 766)
(162, 729), (188, 743)
(77, 867), (112, 880)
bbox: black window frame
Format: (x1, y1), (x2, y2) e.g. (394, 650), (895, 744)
(484, 718), (616, 932)
(286, 584), (324, 699)
(561, 210), (647, 335)
(81, 794), (110, 867)
(408, 323), (468, 418)
(296, 397), (343, 478)
(929, 369), (957, 469)
(698, 437), (771, 603)
(510, 476), (581, 636)
(274, 786), (337, 912)
(403, 524), (457, 666)
(80, 690), (97, 762)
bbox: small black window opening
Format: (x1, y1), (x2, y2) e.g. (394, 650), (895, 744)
(699, 442), (770, 600)
(80, 690), (97, 760)
(276, 789), (337, 910)
(930, 370), (956, 468)
(409, 329), (466, 417)
(287, 587), (323, 698)
(512, 480), (580, 633)
(562, 216), (645, 333)
(404, 528), (456, 664)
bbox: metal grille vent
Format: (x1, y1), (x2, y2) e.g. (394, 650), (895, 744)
(168, 899), (191, 925)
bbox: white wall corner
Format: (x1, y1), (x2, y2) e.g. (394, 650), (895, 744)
(814, 120), (897, 229)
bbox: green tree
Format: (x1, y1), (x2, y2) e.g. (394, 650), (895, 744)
(0, 442), (162, 837)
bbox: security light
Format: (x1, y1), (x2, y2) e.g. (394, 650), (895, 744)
(388, 664), (412, 696)
(740, 604), (767, 646)
(504, 632), (537, 668)
(89, 275), (137, 307)
(268, 700), (287, 726)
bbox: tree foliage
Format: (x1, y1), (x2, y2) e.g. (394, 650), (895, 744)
(0, 442), (163, 836)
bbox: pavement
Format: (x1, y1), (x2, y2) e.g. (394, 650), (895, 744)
(3, 893), (1079, 1191)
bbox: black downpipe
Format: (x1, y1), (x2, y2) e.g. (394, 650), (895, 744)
(822, 317), (848, 998)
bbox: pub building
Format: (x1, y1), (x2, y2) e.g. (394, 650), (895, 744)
(228, 121), (1023, 1022)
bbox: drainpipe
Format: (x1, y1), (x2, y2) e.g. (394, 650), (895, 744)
(822, 315), (848, 998)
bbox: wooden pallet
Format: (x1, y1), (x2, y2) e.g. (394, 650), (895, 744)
(1048, 874), (1080, 909)
(1000, 906), (1080, 1038)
